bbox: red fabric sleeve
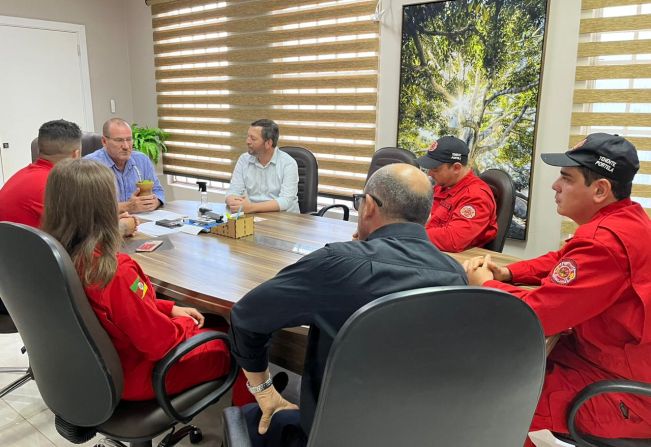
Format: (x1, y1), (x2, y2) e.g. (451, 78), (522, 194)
(107, 261), (188, 361)
(485, 237), (629, 336)
(155, 299), (175, 316)
(426, 190), (495, 252)
(507, 250), (563, 285)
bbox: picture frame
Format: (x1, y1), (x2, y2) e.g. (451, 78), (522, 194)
(397, 0), (549, 240)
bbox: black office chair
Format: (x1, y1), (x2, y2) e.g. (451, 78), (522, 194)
(557, 381), (651, 447)
(31, 131), (103, 161)
(365, 146), (417, 181)
(0, 222), (237, 447)
(222, 286), (547, 447)
(479, 169), (516, 252)
(0, 313), (33, 398)
(280, 145), (417, 221)
(280, 146), (350, 220)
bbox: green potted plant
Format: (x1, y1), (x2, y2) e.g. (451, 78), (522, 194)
(131, 124), (169, 165)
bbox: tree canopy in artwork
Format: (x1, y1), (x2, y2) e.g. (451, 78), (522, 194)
(398, 0), (546, 193)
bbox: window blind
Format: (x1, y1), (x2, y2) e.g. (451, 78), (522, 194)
(562, 0), (651, 237)
(149, 0), (379, 197)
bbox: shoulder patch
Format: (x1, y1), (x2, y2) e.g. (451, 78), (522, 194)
(129, 275), (148, 299)
(460, 205), (476, 219)
(551, 259), (577, 285)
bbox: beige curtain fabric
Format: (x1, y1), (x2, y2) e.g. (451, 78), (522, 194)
(151, 0), (379, 197)
(562, 0), (651, 238)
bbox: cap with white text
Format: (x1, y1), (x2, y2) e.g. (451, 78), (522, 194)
(416, 136), (469, 169)
(541, 133), (639, 183)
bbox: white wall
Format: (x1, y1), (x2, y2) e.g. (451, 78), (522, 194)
(0, 0), (135, 131)
(376, 0), (581, 259)
(123, 1), (158, 128)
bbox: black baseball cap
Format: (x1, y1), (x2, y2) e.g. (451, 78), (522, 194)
(541, 133), (639, 183)
(416, 136), (469, 169)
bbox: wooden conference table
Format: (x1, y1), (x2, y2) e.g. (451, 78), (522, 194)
(130, 201), (555, 373)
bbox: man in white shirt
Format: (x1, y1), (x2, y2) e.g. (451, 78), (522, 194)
(226, 119), (300, 213)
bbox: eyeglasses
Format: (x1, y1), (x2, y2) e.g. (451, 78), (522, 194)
(105, 136), (133, 144)
(352, 193), (383, 211)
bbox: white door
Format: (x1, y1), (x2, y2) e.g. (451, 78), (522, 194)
(0, 16), (93, 185)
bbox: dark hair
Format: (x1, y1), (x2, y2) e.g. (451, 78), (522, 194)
(579, 166), (631, 200)
(37, 119), (82, 156)
(365, 166), (433, 224)
(250, 119), (279, 147)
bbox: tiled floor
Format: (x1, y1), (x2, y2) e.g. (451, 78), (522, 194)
(0, 332), (231, 447)
(0, 332), (303, 447)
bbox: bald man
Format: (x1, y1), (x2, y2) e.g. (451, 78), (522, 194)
(229, 163), (468, 447)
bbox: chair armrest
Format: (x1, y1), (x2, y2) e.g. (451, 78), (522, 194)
(312, 204), (350, 221)
(222, 406), (253, 447)
(152, 331), (238, 423)
(568, 380), (651, 447)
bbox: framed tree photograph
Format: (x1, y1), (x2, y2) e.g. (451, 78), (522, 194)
(397, 0), (549, 240)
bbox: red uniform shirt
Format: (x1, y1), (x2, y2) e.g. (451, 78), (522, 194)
(0, 158), (53, 227)
(426, 171), (497, 252)
(84, 253), (230, 400)
(485, 199), (651, 438)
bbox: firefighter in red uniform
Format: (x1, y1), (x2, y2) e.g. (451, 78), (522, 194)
(464, 133), (651, 444)
(83, 252), (232, 400)
(41, 158), (254, 404)
(416, 136), (498, 252)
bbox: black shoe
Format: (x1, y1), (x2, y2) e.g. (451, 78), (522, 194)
(272, 371), (289, 394)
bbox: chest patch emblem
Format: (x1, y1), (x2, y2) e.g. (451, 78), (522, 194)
(551, 259), (577, 285)
(460, 205), (476, 219)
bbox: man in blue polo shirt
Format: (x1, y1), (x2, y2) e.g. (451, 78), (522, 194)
(85, 118), (165, 213)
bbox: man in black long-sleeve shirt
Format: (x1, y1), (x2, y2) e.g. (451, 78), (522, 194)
(229, 163), (468, 447)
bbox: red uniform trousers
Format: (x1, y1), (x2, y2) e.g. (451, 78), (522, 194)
(486, 200), (651, 444)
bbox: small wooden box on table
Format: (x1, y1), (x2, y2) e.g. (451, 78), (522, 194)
(210, 216), (254, 239)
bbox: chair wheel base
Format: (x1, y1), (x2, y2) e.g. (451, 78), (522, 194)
(93, 439), (127, 447)
(189, 427), (203, 444)
(158, 425), (202, 447)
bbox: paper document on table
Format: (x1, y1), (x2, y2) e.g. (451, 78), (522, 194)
(137, 221), (181, 237)
(179, 224), (203, 235)
(134, 209), (187, 222)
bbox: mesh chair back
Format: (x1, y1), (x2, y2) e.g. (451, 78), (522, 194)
(479, 169), (516, 252)
(366, 147), (417, 182)
(0, 223), (123, 427)
(31, 132), (103, 162)
(308, 286), (546, 447)
(280, 146), (318, 214)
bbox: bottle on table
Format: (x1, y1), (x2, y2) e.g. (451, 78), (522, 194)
(197, 181), (208, 217)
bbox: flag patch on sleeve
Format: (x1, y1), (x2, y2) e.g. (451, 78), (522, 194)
(129, 276), (148, 299)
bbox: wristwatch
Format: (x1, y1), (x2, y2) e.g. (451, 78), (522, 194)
(246, 373), (273, 394)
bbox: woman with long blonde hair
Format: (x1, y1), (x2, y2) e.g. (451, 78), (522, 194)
(41, 159), (232, 400)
